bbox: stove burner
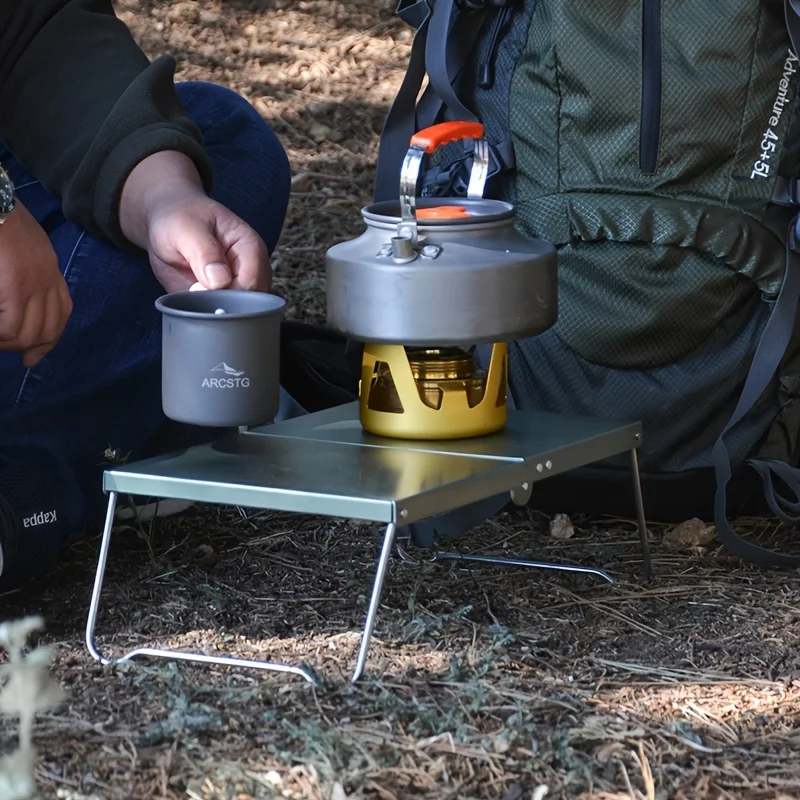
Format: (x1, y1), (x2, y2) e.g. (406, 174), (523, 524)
(359, 342), (508, 440)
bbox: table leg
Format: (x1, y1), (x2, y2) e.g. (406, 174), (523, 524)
(351, 522), (397, 683)
(84, 492), (318, 684)
(630, 448), (653, 581)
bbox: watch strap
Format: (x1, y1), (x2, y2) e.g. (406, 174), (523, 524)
(0, 164), (16, 223)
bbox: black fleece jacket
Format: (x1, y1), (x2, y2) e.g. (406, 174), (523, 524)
(0, 0), (214, 248)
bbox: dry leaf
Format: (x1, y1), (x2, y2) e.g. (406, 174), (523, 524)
(596, 740), (626, 764)
(492, 735), (512, 754)
(549, 513), (575, 540)
(662, 518), (716, 551)
(309, 122), (332, 142)
(331, 783), (349, 800)
(56, 792), (104, 800)
(569, 714), (646, 743)
(291, 172), (313, 192)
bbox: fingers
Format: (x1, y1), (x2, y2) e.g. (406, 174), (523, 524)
(22, 342), (54, 368)
(20, 290), (57, 368)
(150, 254), (197, 293)
(147, 200), (272, 294)
(22, 284), (71, 367)
(178, 218), (234, 290)
(9, 294), (46, 366)
(33, 277), (73, 364)
(182, 205), (270, 291)
(0, 279), (72, 368)
(226, 233), (272, 292)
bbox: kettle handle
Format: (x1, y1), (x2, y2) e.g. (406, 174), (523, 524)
(409, 121), (485, 153)
(397, 121), (490, 242)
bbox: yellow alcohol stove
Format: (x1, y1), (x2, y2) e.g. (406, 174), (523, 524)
(359, 341), (508, 440)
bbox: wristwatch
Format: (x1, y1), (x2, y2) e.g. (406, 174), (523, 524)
(0, 164), (15, 225)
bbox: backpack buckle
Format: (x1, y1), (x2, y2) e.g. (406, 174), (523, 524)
(772, 176), (800, 207)
(395, 0), (432, 29)
(789, 216), (800, 253)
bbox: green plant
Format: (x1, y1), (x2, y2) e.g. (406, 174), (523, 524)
(0, 616), (66, 800)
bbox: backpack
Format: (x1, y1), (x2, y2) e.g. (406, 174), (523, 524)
(370, 0), (800, 566)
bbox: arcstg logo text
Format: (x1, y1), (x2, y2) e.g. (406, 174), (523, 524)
(203, 362), (251, 389)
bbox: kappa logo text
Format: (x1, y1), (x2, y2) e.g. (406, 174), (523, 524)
(23, 510), (58, 528)
(202, 362), (251, 388)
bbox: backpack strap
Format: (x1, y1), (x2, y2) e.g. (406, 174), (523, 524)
(374, 1), (434, 201)
(374, 0), (490, 201)
(708, 0), (800, 566)
(424, 0), (479, 124)
(750, 458), (800, 522)
(787, 0), (800, 59)
(711, 222), (800, 565)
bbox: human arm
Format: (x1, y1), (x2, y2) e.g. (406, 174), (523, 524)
(0, 150), (269, 371)
(0, 200), (71, 368)
(118, 150), (271, 293)
(0, 1), (272, 364)
(0, 0), (213, 246)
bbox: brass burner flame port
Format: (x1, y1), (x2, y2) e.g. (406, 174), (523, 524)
(359, 342), (508, 440)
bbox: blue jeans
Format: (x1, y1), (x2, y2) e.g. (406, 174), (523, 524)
(0, 82), (291, 538)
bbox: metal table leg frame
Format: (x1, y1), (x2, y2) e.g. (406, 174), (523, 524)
(84, 491), (318, 684)
(393, 539), (614, 582)
(430, 552), (614, 583)
(438, 450), (654, 583)
(630, 448), (653, 581)
(351, 522), (397, 683)
(393, 449), (653, 585)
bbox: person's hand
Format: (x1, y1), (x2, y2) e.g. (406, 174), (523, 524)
(145, 193), (272, 294)
(0, 201), (72, 367)
(119, 151), (271, 294)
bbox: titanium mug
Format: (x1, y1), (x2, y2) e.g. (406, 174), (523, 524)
(155, 289), (286, 427)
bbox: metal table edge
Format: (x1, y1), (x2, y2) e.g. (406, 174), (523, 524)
(255, 412), (643, 463)
(102, 471), (397, 523)
(396, 462), (529, 524)
(100, 412), (644, 528)
(517, 424), (642, 480)
(254, 429), (527, 464)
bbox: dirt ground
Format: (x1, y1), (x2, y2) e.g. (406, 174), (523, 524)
(3, 1), (800, 798)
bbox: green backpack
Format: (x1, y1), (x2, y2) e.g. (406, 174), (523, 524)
(374, 0), (800, 566)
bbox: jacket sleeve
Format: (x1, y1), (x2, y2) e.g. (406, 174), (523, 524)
(0, 0), (214, 248)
